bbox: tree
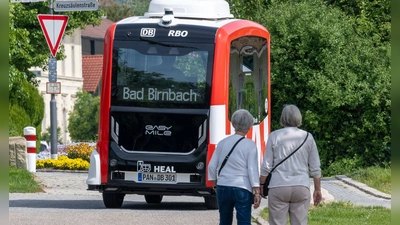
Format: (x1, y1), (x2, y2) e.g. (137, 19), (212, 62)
(68, 90), (100, 142)
(100, 0), (133, 22)
(259, 0), (390, 170)
(9, 0), (104, 103)
(100, 0), (151, 22)
(41, 126), (62, 144)
(326, 0), (391, 44)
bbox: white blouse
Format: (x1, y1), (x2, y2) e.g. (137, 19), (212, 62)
(208, 134), (260, 193)
(260, 127), (321, 189)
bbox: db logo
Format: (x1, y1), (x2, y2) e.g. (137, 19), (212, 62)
(168, 30), (188, 37)
(141, 28), (156, 37)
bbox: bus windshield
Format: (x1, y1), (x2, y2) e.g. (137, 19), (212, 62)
(111, 41), (213, 109)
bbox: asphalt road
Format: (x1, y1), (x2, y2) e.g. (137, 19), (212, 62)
(9, 171), (224, 225)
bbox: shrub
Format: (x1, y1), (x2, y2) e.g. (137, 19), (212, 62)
(323, 157), (363, 177)
(66, 142), (94, 162)
(9, 103), (30, 136)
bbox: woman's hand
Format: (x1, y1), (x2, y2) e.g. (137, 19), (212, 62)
(253, 194), (261, 209)
(260, 184), (266, 198)
(313, 189), (322, 206)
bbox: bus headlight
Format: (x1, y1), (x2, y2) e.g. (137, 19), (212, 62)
(196, 162), (204, 170)
(109, 159), (118, 167)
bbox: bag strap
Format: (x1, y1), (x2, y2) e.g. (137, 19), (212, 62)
(218, 136), (245, 176)
(270, 132), (309, 173)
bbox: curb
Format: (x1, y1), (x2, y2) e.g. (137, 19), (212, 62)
(36, 168), (88, 173)
(335, 175), (391, 200)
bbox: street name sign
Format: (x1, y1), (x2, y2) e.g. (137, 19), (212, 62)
(37, 14), (69, 57)
(54, 0), (99, 12)
(46, 82), (61, 94)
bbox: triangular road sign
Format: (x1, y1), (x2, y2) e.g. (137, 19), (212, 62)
(37, 14), (69, 57)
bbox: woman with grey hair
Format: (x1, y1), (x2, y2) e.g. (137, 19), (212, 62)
(260, 104), (322, 225)
(208, 109), (261, 225)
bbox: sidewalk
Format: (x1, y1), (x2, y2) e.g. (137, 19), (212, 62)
(251, 175), (391, 225)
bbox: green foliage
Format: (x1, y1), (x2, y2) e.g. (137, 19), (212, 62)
(68, 90), (100, 142)
(346, 166), (391, 194)
(100, 0), (133, 22)
(9, 80), (44, 137)
(326, 0), (391, 44)
(40, 126), (62, 144)
(9, 166), (42, 193)
(308, 201), (390, 225)
(323, 157), (363, 176)
(22, 80), (44, 129)
(101, 0), (151, 22)
(130, 0), (151, 17)
(9, 0), (103, 104)
(226, 0), (266, 21)
(259, 0), (390, 169)
(9, 103), (30, 137)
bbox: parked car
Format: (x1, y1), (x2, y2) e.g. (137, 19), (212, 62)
(40, 141), (49, 152)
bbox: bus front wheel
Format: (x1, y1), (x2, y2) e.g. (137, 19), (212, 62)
(204, 196), (218, 209)
(102, 192), (125, 208)
(144, 195), (163, 204)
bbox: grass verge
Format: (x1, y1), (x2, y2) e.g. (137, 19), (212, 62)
(308, 201), (390, 225)
(9, 166), (42, 193)
(345, 166), (391, 194)
(260, 201), (390, 225)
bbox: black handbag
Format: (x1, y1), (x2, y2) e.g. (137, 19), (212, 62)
(263, 132), (309, 196)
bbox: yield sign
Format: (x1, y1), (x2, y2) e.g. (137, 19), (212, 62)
(37, 14), (69, 57)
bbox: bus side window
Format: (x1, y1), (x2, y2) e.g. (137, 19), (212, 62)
(228, 36), (269, 125)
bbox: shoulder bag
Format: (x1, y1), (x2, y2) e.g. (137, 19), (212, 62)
(263, 132), (309, 197)
(218, 136), (245, 176)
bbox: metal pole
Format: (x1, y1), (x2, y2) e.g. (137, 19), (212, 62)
(50, 94), (58, 159)
(49, 0), (58, 159)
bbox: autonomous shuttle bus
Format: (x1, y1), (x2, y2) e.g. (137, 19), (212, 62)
(86, 0), (271, 209)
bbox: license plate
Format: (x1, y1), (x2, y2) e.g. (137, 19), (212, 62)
(138, 172), (176, 182)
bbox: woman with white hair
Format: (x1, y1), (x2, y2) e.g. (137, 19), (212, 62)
(208, 109), (261, 225)
(260, 104), (322, 225)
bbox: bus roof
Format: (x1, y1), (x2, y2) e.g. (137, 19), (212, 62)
(117, 0), (236, 28)
(144, 0), (234, 20)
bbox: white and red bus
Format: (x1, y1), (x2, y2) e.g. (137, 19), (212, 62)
(86, 0), (271, 209)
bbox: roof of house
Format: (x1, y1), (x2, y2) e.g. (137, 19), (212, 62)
(82, 55), (103, 93)
(81, 17), (115, 39)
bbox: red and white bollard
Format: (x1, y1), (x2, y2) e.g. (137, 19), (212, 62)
(23, 126), (36, 173)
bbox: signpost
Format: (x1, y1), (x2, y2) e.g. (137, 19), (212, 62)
(37, 14), (69, 159)
(37, 14), (69, 58)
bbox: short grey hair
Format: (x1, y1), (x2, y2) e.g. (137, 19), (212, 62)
(231, 109), (254, 133)
(280, 104), (302, 127)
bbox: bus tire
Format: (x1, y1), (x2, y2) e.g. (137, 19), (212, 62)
(144, 195), (163, 204)
(102, 192), (125, 208)
(204, 196), (218, 209)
